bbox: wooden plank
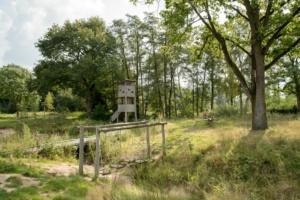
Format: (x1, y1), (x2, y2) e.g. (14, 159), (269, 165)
(98, 122), (167, 132)
(94, 129), (100, 179)
(162, 124), (166, 156)
(77, 121), (147, 129)
(79, 125), (84, 175)
(146, 126), (150, 158)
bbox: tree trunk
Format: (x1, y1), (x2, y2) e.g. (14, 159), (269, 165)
(174, 67), (178, 117)
(297, 94), (300, 113)
(135, 34), (140, 120)
(163, 57), (168, 119)
(251, 44), (268, 130)
(200, 65), (207, 112)
(151, 33), (164, 117)
(239, 85), (243, 115)
(192, 78), (195, 117)
(168, 63), (175, 119)
(86, 89), (93, 118)
(139, 56), (145, 117)
(210, 67), (215, 110)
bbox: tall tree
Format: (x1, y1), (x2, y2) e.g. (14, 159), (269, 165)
(140, 0), (300, 130)
(36, 17), (117, 117)
(144, 13), (165, 117)
(0, 64), (33, 117)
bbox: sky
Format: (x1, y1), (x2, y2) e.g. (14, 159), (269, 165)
(0, 0), (163, 71)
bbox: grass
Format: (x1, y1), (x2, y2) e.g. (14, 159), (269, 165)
(5, 176), (23, 188)
(127, 115), (300, 199)
(0, 113), (300, 199)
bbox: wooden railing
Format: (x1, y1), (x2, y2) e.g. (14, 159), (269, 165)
(78, 121), (167, 179)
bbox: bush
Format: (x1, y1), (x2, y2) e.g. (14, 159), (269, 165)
(92, 104), (110, 121)
(214, 105), (239, 117)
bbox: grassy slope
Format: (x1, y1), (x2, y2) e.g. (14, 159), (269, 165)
(124, 115), (300, 199)
(0, 113), (300, 199)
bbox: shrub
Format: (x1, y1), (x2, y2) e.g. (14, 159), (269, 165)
(92, 104), (110, 121)
(214, 105), (239, 117)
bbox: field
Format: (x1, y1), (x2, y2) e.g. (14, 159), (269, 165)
(0, 113), (300, 199)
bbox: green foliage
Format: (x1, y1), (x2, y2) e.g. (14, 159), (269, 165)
(213, 105), (239, 117)
(92, 104), (110, 121)
(42, 92), (54, 112)
(266, 94), (297, 113)
(0, 64), (36, 115)
(55, 88), (86, 112)
(35, 16), (119, 118)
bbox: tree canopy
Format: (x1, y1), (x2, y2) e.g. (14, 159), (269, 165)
(0, 64), (35, 116)
(35, 17), (118, 117)
(143, 0), (300, 130)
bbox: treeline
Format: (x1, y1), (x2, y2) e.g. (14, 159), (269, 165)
(0, 10), (299, 120)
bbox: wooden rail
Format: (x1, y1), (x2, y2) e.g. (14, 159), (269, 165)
(78, 121), (167, 179)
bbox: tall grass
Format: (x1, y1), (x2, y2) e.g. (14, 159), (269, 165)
(125, 115), (300, 199)
(1, 113), (300, 199)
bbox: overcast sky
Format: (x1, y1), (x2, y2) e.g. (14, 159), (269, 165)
(0, 0), (163, 71)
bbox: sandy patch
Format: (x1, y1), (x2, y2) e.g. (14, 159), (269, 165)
(0, 128), (15, 138)
(40, 163), (94, 177)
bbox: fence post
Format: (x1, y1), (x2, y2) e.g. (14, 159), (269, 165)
(162, 124), (166, 156)
(146, 126), (150, 158)
(94, 128), (100, 179)
(79, 125), (84, 175)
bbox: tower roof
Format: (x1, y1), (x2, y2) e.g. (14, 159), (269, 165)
(118, 79), (136, 85)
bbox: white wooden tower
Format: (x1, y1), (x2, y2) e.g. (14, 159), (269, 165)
(111, 80), (137, 122)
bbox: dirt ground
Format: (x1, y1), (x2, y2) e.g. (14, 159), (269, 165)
(0, 128), (139, 193)
(0, 161), (133, 193)
(0, 173), (40, 192)
(0, 128), (15, 138)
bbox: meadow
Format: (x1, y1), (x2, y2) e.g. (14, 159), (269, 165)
(0, 112), (299, 199)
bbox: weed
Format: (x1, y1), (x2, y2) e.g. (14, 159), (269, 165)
(5, 176), (23, 188)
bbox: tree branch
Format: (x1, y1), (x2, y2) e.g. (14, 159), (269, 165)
(262, 6), (300, 54)
(262, 0), (273, 27)
(188, 0), (252, 97)
(265, 37), (300, 70)
(227, 4), (249, 21)
(260, 0), (291, 22)
(224, 37), (251, 57)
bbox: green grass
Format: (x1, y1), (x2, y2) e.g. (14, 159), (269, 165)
(127, 116), (300, 199)
(0, 113), (300, 199)
(0, 158), (44, 177)
(0, 186), (41, 200)
(5, 176), (23, 188)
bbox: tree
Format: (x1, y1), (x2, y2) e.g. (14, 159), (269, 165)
(36, 17), (117, 118)
(269, 52), (300, 113)
(43, 92), (54, 112)
(0, 64), (33, 117)
(136, 0), (300, 130)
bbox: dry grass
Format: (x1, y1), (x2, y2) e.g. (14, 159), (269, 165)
(0, 113), (300, 199)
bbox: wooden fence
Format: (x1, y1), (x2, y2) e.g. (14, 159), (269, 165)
(78, 121), (167, 179)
